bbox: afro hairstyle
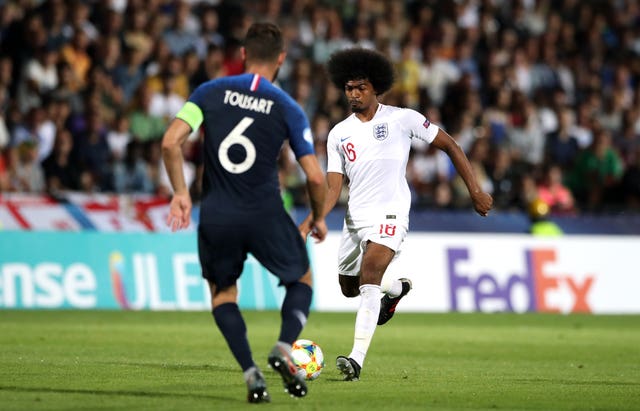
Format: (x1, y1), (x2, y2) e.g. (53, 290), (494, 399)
(326, 48), (395, 95)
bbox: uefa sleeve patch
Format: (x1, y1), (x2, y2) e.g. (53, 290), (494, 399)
(423, 119), (430, 129)
(303, 127), (313, 145)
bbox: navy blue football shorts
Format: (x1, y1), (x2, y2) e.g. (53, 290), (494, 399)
(197, 210), (310, 290)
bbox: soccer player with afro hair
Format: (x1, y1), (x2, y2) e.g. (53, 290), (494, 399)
(300, 47), (493, 382)
(326, 48), (395, 97)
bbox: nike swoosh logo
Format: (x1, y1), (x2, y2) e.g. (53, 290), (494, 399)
(340, 136), (351, 142)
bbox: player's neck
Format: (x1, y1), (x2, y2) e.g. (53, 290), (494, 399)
(245, 63), (278, 82)
(354, 101), (380, 122)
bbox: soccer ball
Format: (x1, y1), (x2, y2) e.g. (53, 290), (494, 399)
(291, 339), (324, 380)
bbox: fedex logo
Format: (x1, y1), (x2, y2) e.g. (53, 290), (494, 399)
(448, 248), (594, 313)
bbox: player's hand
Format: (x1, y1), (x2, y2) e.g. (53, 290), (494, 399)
(471, 191), (493, 217)
(298, 220), (312, 241)
(166, 191), (192, 231)
(309, 218), (327, 243)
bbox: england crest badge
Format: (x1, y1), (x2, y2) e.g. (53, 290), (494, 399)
(373, 123), (388, 140)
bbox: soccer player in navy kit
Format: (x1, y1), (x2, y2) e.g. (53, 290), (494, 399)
(162, 23), (327, 403)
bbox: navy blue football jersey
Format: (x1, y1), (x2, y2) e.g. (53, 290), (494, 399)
(183, 73), (314, 223)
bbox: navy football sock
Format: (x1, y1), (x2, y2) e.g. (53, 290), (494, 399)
(213, 303), (254, 371)
(278, 282), (312, 343)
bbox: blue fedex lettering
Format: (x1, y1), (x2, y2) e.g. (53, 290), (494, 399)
(448, 248), (536, 312)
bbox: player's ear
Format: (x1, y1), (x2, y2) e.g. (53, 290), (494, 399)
(241, 47), (247, 61)
(277, 51), (286, 67)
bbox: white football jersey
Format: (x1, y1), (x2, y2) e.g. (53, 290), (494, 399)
(326, 104), (439, 220)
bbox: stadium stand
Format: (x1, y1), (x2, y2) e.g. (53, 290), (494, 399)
(0, 0), (639, 233)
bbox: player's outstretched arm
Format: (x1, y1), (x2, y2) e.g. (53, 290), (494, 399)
(298, 154), (329, 242)
(298, 171), (343, 240)
(161, 118), (194, 231)
(430, 128), (493, 216)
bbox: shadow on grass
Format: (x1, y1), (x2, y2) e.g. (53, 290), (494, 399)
(0, 385), (230, 402)
(95, 361), (234, 372)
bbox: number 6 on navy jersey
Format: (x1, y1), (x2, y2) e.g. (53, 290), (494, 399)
(218, 117), (257, 174)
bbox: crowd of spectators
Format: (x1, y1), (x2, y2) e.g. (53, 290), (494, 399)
(1, 0), (639, 215)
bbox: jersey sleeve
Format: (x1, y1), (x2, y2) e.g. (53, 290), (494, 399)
(403, 108), (439, 144)
(285, 101), (315, 159)
(325, 128), (344, 174)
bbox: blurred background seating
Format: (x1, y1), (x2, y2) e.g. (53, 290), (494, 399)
(1, 0), (639, 226)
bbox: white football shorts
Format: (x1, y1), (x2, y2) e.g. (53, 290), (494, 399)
(337, 213), (408, 277)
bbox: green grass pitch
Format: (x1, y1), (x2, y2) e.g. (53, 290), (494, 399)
(1, 310), (639, 411)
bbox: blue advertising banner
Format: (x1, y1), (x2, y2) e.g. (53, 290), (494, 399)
(0, 232), (289, 310)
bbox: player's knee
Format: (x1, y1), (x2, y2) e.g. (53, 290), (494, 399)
(210, 283), (238, 308)
(341, 288), (359, 298)
(212, 293), (235, 308)
(339, 275), (360, 297)
(298, 270), (313, 287)
(340, 283), (360, 298)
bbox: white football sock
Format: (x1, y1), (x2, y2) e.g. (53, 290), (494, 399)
(349, 284), (381, 367)
(381, 278), (403, 297)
